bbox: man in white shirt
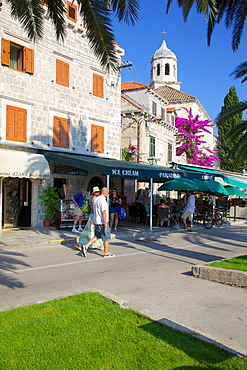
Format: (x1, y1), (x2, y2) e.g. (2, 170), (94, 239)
(76, 187), (115, 258)
(181, 191), (196, 232)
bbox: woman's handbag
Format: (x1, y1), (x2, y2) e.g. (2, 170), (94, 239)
(118, 206), (126, 220)
(81, 201), (91, 214)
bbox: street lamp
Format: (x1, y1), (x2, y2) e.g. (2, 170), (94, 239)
(148, 156), (156, 165)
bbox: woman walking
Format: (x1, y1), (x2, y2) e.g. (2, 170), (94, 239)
(109, 188), (122, 231)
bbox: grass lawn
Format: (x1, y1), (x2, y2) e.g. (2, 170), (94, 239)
(0, 292), (246, 369)
(206, 255), (247, 271)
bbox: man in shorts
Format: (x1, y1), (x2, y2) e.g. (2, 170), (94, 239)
(76, 187), (115, 258)
(181, 191), (196, 232)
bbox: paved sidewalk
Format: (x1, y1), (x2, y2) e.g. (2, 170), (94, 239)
(0, 218), (245, 250)
(0, 221), (205, 250)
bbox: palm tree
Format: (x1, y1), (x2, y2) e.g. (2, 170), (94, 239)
(4, 0), (139, 71)
(166, 0), (247, 51)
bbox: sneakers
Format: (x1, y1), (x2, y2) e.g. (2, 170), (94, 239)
(75, 244), (87, 257)
(72, 227), (80, 233)
(104, 253), (115, 258)
(78, 227), (83, 232)
(114, 227), (117, 231)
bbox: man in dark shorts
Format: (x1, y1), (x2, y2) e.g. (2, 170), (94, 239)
(76, 187), (114, 258)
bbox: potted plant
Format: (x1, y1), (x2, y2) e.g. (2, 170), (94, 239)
(39, 186), (59, 227)
(122, 145), (139, 161)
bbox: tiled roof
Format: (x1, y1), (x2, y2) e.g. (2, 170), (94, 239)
(166, 107), (175, 112)
(154, 85), (196, 102)
(121, 81), (149, 91)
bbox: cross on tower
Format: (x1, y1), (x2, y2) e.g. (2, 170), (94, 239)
(161, 29), (167, 40)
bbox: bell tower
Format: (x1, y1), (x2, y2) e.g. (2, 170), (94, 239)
(150, 38), (181, 91)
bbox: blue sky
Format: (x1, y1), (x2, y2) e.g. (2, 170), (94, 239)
(113, 0), (247, 128)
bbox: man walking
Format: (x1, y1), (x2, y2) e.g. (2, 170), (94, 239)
(181, 191), (196, 232)
(76, 187), (115, 258)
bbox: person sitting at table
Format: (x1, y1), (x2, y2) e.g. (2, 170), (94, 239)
(157, 199), (170, 226)
(136, 189), (143, 207)
(166, 197), (178, 226)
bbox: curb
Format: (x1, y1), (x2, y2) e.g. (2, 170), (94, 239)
(191, 264), (247, 287)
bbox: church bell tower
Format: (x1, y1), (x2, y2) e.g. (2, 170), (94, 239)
(150, 39), (181, 91)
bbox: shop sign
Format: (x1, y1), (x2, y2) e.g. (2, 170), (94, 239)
(0, 171), (50, 178)
(111, 169), (139, 177)
(53, 166), (88, 176)
(157, 172), (181, 179)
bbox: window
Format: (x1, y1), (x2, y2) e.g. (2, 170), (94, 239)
(167, 112), (175, 126)
(1, 39), (34, 73)
(157, 63), (160, 76)
(6, 105), (27, 142)
(152, 101), (157, 116)
(93, 73), (104, 98)
(56, 59), (69, 87)
(53, 116), (70, 148)
(168, 143), (173, 162)
(66, 1), (77, 22)
(149, 136), (155, 157)
(91, 124), (104, 153)
(161, 107), (166, 121)
(165, 63), (170, 75)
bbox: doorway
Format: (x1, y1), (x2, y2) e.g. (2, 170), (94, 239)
(2, 178), (32, 228)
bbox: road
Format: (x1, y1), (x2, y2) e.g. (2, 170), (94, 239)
(0, 224), (247, 357)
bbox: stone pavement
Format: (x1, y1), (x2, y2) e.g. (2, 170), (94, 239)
(0, 219), (245, 250)
(0, 220), (206, 250)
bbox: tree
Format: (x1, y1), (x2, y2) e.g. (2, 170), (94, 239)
(217, 87), (246, 171)
(166, 0), (247, 51)
(175, 108), (219, 167)
(3, 0), (139, 71)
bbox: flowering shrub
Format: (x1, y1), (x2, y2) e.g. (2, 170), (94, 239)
(122, 145), (139, 161)
(175, 108), (220, 167)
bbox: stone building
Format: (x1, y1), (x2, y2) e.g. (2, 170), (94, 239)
(121, 39), (214, 169)
(0, 1), (123, 228)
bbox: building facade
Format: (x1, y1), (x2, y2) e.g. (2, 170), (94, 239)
(0, 1), (123, 228)
(121, 39), (214, 171)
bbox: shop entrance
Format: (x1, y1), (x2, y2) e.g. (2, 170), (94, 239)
(87, 176), (103, 192)
(2, 178), (32, 228)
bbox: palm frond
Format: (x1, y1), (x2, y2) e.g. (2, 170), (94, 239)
(6, 0), (44, 40)
(45, 0), (66, 41)
(231, 0), (247, 50)
(230, 61), (247, 83)
(110, 0), (139, 25)
(216, 100), (247, 126)
(78, 0), (118, 71)
(228, 130), (247, 159)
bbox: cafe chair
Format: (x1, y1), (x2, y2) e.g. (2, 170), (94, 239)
(157, 207), (169, 227)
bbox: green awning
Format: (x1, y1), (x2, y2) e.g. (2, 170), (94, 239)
(222, 175), (247, 190)
(177, 164), (247, 190)
(39, 150), (189, 181)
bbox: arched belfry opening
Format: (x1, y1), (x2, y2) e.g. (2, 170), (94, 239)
(165, 63), (170, 75)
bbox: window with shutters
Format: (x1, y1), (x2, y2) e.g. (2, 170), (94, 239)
(149, 136), (155, 157)
(1, 39), (34, 74)
(66, 1), (77, 22)
(161, 107), (166, 121)
(6, 105), (27, 142)
(91, 124), (104, 153)
(53, 116), (70, 148)
(168, 142), (173, 162)
(56, 59), (69, 87)
(152, 101), (157, 116)
(93, 74), (104, 98)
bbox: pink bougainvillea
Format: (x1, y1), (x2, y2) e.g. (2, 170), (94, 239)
(175, 108), (220, 167)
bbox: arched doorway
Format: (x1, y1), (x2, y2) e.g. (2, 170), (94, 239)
(87, 176), (103, 193)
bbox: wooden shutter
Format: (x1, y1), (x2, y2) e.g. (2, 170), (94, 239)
(6, 105), (26, 142)
(23, 48), (34, 74)
(91, 124), (104, 153)
(53, 116), (70, 148)
(93, 74), (104, 98)
(66, 1), (77, 22)
(56, 59), (69, 87)
(1, 38), (10, 66)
